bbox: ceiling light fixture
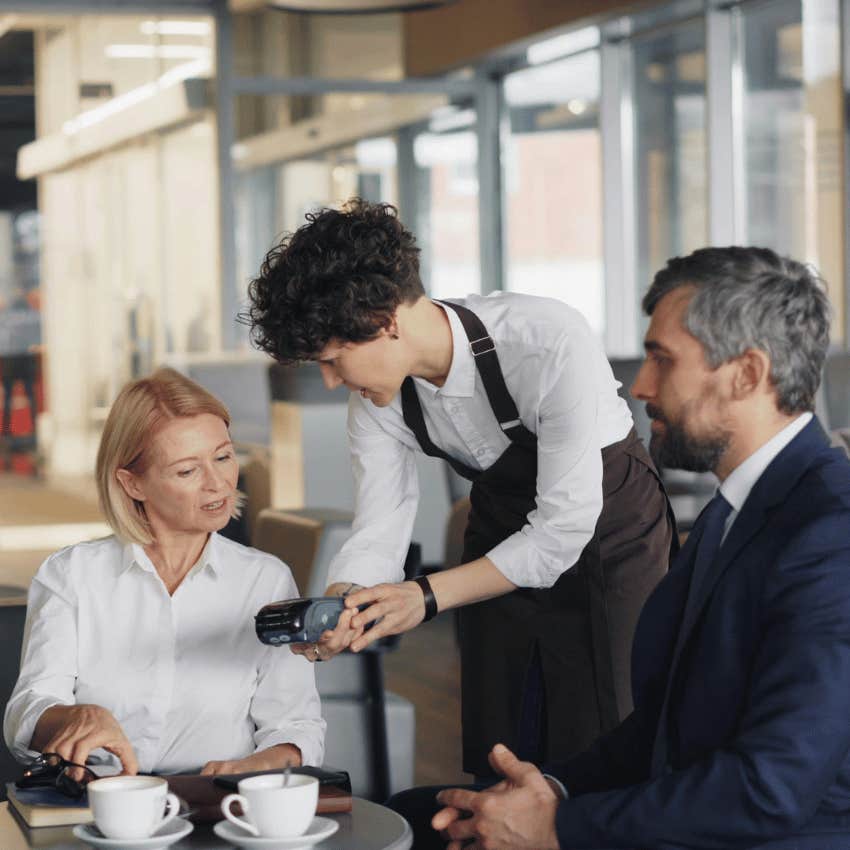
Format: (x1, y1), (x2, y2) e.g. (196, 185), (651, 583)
(267, 0), (455, 13)
(527, 26), (600, 66)
(140, 20), (211, 36)
(428, 107), (475, 133)
(105, 44), (211, 60)
(62, 58), (210, 135)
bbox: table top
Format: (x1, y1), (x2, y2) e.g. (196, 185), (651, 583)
(0, 798), (413, 850)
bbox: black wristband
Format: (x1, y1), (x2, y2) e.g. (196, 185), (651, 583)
(414, 575), (438, 622)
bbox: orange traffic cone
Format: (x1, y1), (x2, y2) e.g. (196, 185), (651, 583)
(8, 380), (34, 437)
(10, 452), (35, 475)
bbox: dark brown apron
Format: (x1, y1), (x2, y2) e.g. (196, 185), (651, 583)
(401, 301), (675, 777)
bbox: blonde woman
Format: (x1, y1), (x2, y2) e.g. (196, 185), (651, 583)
(4, 368), (324, 777)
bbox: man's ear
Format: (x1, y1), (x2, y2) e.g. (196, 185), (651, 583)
(731, 348), (771, 400)
(115, 468), (145, 502)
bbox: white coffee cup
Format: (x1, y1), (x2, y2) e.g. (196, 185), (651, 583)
(87, 776), (180, 840)
(221, 774), (319, 838)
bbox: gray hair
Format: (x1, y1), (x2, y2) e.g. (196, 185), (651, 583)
(643, 246), (831, 415)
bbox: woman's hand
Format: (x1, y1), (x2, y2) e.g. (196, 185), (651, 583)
(37, 704), (138, 775)
(200, 743), (302, 776)
(344, 581), (427, 652)
(289, 583), (365, 663)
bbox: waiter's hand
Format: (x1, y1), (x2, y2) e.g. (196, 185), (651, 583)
(344, 581), (427, 652)
(433, 744), (561, 850)
(290, 583), (364, 662)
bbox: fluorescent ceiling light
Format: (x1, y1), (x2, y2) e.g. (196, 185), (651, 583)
(505, 52), (600, 108)
(105, 44), (210, 60)
(140, 20), (210, 36)
(527, 26), (600, 66)
(428, 107), (475, 133)
(158, 57), (211, 87)
(62, 58), (210, 135)
(355, 137), (396, 168)
(413, 131), (476, 168)
(267, 0), (453, 11)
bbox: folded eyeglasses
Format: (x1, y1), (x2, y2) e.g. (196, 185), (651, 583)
(18, 752), (97, 799)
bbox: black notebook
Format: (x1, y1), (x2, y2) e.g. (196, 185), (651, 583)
(213, 765), (351, 793)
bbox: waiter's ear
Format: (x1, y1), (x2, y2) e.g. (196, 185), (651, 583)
(384, 317), (399, 340)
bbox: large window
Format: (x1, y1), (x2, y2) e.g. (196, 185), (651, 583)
(235, 133), (399, 319)
(233, 94), (481, 324)
(502, 52), (604, 334)
(633, 20), (708, 299)
(739, 0), (843, 340)
(409, 110), (480, 299)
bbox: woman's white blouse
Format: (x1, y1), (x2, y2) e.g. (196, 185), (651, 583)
(3, 533), (325, 774)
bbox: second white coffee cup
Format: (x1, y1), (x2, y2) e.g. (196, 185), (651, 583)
(87, 775), (180, 840)
(221, 774), (319, 838)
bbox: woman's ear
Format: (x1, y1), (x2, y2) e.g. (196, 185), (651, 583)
(115, 468), (145, 502)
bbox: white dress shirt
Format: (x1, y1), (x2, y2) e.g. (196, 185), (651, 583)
(4, 533), (325, 774)
(327, 292), (634, 590)
(719, 412), (813, 543)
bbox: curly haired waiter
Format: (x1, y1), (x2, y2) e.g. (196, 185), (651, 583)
(245, 199), (675, 777)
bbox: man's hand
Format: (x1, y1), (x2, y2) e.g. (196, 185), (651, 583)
(200, 743), (301, 776)
(344, 581), (428, 652)
(290, 583), (364, 662)
(41, 704), (138, 776)
(432, 744), (561, 850)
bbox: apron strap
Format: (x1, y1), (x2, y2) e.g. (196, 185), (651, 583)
(400, 300), (537, 472)
(400, 378), (479, 479)
(437, 301), (536, 451)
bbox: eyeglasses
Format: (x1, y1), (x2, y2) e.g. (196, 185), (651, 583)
(19, 752), (98, 799)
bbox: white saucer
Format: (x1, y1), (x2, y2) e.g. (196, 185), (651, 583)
(213, 816), (339, 848)
(72, 817), (193, 849)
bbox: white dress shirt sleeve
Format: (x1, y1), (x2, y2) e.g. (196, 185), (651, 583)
(3, 553), (77, 762)
(325, 393), (420, 587)
(249, 574), (326, 767)
(486, 325), (604, 588)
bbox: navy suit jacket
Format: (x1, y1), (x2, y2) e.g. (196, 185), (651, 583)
(547, 419), (850, 849)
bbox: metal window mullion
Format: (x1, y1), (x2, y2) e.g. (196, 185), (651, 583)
(707, 2), (746, 245)
(232, 76), (476, 97)
(842, 0), (850, 348)
(601, 32), (639, 356)
(214, 0), (238, 350)
(476, 70), (504, 295)
(0, 0), (214, 9)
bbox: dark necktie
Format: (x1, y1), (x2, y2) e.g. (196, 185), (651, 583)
(650, 491), (733, 777)
(682, 492), (733, 621)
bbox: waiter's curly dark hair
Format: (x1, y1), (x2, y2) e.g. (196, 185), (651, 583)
(243, 199), (424, 363)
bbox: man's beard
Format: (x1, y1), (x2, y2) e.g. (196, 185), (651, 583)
(646, 403), (730, 473)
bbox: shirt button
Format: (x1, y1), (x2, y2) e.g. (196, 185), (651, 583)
(475, 448), (486, 458)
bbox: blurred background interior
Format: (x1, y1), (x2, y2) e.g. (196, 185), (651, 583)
(0, 0), (848, 801)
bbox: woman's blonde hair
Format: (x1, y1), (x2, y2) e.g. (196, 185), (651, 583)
(96, 367), (237, 545)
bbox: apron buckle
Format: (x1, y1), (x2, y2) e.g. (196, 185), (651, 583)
(469, 336), (495, 356)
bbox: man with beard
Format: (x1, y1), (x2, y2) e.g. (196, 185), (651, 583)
(396, 245), (850, 850)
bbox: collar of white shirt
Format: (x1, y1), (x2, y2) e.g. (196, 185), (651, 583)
(719, 412), (813, 513)
(411, 300), (476, 399)
(120, 532), (220, 580)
